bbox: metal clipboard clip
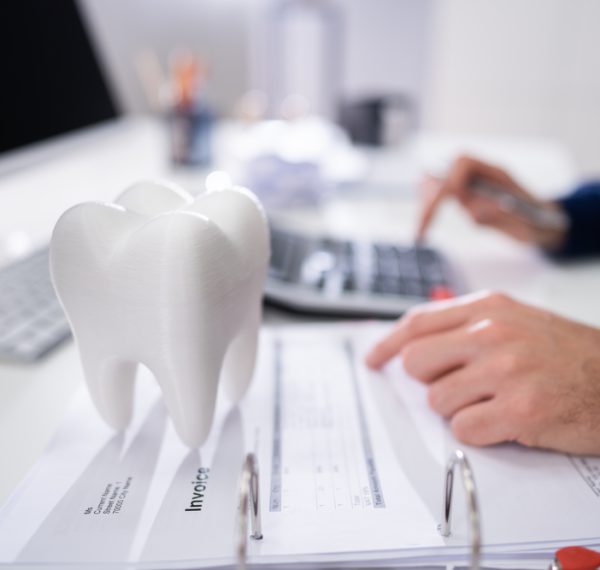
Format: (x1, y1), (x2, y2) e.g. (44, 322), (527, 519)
(439, 449), (482, 570)
(237, 452), (263, 570)
(236, 449), (480, 569)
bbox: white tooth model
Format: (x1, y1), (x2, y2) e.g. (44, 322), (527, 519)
(50, 180), (269, 447)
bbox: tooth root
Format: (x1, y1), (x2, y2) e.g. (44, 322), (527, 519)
(221, 303), (261, 402)
(152, 341), (227, 448)
(81, 354), (137, 430)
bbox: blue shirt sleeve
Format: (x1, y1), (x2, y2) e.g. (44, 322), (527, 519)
(554, 181), (600, 258)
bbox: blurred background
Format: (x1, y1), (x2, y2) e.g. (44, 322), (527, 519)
(3, 0), (600, 516)
(80, 0), (600, 177)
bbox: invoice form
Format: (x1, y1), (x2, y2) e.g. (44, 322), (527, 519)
(0, 322), (599, 568)
(0, 323), (442, 568)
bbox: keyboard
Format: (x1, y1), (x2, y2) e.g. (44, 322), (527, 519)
(266, 226), (465, 317)
(0, 248), (71, 362)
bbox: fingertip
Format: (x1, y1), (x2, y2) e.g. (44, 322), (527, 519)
(364, 348), (386, 370)
(414, 223), (427, 244)
(450, 415), (477, 446)
(449, 401), (506, 447)
(417, 207), (436, 242)
(418, 179), (447, 239)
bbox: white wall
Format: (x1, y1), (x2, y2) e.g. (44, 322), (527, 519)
(249, 0), (432, 118)
(424, 0), (600, 177)
(80, 0), (600, 177)
(81, 0), (431, 121)
(342, 0), (432, 103)
(79, 0), (251, 116)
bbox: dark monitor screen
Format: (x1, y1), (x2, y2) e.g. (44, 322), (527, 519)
(0, 0), (118, 155)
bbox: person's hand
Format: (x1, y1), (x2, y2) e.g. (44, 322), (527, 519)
(416, 155), (567, 250)
(365, 291), (600, 455)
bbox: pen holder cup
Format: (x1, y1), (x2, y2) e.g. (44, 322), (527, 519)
(167, 105), (214, 166)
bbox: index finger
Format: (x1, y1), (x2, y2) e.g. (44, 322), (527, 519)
(365, 296), (477, 369)
(416, 175), (445, 242)
(417, 156), (518, 241)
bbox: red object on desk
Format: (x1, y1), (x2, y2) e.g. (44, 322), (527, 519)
(555, 546), (600, 570)
(429, 285), (454, 301)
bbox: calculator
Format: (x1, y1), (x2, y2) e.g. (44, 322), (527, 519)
(266, 225), (465, 317)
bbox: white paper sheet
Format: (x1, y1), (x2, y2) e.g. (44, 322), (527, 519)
(0, 322), (599, 569)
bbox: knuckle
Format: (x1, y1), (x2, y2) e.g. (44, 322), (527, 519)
(482, 291), (512, 310)
(508, 390), (539, 425)
(493, 351), (521, 378)
(469, 317), (510, 345)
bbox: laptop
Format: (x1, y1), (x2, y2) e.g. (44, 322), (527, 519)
(0, 0), (165, 361)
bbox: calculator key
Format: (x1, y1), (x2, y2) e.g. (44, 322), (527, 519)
(429, 285), (455, 300)
(342, 272), (356, 291)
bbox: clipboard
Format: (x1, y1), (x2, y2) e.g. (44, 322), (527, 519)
(3, 323), (597, 569)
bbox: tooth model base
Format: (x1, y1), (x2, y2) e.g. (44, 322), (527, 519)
(50, 181), (270, 447)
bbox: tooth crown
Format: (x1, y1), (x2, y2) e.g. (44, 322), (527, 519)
(50, 181), (269, 447)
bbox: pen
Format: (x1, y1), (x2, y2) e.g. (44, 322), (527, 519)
(469, 178), (569, 232)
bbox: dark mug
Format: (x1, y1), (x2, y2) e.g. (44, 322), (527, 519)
(338, 94), (414, 146)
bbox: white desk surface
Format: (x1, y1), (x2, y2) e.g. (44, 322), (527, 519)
(1, 119), (598, 506)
